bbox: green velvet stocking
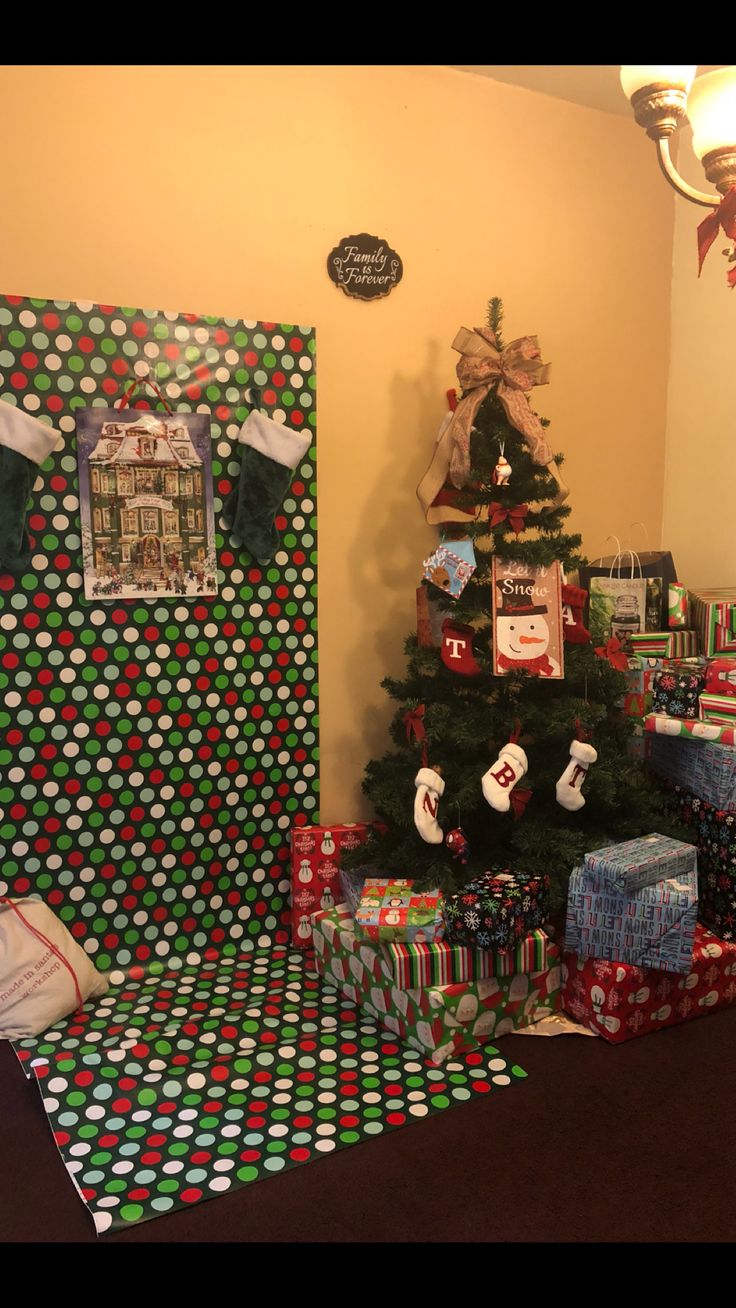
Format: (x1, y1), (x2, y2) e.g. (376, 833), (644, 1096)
(0, 445), (36, 579)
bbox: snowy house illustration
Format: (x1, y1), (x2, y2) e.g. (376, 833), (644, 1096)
(87, 414), (210, 575)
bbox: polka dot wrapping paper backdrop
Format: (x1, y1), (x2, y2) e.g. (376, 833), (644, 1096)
(0, 295), (529, 1235)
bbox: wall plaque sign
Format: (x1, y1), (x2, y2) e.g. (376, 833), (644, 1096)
(327, 233), (403, 300)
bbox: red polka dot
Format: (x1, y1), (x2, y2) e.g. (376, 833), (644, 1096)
(472, 1081), (491, 1094)
(180, 1188), (202, 1204)
(386, 1112), (406, 1126)
(290, 1147), (311, 1162)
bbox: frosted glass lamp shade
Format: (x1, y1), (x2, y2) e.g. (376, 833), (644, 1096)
(688, 69), (736, 159)
(620, 65), (696, 99)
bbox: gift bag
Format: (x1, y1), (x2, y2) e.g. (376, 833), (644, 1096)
(581, 535), (676, 633)
(588, 551), (648, 646)
(0, 897), (109, 1039)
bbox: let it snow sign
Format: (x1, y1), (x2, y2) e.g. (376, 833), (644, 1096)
(327, 233), (403, 300)
(492, 558), (564, 680)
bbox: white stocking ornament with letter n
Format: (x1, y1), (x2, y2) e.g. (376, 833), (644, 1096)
(414, 766), (445, 843)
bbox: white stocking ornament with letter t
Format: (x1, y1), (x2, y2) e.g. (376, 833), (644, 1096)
(556, 738), (598, 811)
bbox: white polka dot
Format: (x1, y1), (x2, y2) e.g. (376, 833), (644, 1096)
(94, 1211), (114, 1233)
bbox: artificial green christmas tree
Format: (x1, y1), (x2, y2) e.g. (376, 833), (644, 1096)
(344, 298), (683, 912)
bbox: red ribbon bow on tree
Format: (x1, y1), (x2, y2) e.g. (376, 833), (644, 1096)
(697, 187), (736, 288)
(488, 502), (529, 535)
(510, 786), (532, 820)
(595, 637), (629, 672)
(403, 703), (429, 768)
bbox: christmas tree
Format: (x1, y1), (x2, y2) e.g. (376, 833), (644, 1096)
(345, 298), (682, 912)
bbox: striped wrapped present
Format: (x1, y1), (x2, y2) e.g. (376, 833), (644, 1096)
(690, 590), (736, 657)
(628, 630), (698, 658)
(383, 929), (550, 988)
(699, 692), (736, 724)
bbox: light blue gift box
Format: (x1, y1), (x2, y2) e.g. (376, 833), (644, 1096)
(584, 833), (698, 893)
(565, 857), (698, 975)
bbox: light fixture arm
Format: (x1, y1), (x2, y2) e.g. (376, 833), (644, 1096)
(655, 136), (720, 208)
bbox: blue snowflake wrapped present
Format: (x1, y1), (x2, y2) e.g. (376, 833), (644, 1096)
(443, 869), (551, 950)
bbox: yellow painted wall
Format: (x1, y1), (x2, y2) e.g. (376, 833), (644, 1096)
(0, 65), (675, 820)
(663, 127), (736, 587)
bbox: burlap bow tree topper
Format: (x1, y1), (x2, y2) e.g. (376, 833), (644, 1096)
(416, 325), (568, 525)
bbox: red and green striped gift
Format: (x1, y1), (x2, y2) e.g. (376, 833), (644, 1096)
(628, 630), (699, 658)
(383, 929), (550, 988)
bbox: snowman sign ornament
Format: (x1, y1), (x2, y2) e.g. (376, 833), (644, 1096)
(492, 559), (564, 680)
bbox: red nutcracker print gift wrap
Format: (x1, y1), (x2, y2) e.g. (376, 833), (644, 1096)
(313, 903), (561, 1065)
(290, 823), (372, 947)
(562, 923), (736, 1044)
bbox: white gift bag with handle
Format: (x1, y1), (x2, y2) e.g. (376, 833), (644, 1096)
(0, 897), (109, 1039)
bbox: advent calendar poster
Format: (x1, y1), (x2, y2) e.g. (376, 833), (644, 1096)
(76, 407), (217, 601)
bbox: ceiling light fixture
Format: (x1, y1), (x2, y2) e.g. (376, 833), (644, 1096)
(620, 65), (736, 287)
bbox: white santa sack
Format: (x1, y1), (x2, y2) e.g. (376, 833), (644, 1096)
(0, 897), (109, 1039)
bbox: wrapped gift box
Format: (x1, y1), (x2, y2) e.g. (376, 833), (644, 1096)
(565, 860), (698, 974)
(584, 833), (698, 893)
(668, 583), (689, 629)
(699, 692), (736, 724)
(690, 590), (736, 657)
(670, 787), (736, 940)
(627, 719), (649, 761)
(625, 656), (663, 696)
(290, 823), (372, 948)
(644, 713), (736, 746)
(354, 878), (444, 944)
(651, 669), (705, 719)
(563, 924), (736, 1043)
(647, 734), (736, 810)
(628, 630), (698, 659)
(704, 658), (736, 697)
(444, 869), (551, 949)
(338, 866), (367, 916)
(312, 904), (561, 1065)
(623, 690), (652, 718)
(384, 928), (550, 988)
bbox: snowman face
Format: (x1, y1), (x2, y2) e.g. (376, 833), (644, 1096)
(496, 615), (550, 660)
(297, 916), (312, 940)
(298, 860), (313, 883)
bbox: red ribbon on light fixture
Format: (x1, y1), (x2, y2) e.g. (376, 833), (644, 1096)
(595, 636), (629, 672)
(488, 501), (529, 535)
(697, 186), (736, 288)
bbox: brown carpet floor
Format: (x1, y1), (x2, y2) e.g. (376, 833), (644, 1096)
(3, 1008), (735, 1243)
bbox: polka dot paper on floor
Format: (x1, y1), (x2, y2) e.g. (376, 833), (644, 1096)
(0, 294), (530, 1235)
(13, 947), (528, 1233)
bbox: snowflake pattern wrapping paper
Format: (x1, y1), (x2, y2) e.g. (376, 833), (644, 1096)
(671, 785), (736, 941)
(563, 923), (736, 1043)
(651, 670), (705, 720)
(443, 869), (551, 950)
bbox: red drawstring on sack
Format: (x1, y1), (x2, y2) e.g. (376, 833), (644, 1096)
(0, 897), (84, 1011)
